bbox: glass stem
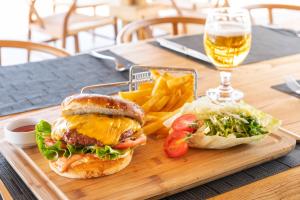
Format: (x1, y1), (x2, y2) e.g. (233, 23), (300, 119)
(218, 71), (233, 99)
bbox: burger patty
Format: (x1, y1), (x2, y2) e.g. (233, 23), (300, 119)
(62, 129), (134, 146)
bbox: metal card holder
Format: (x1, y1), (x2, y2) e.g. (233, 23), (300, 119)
(81, 65), (199, 99)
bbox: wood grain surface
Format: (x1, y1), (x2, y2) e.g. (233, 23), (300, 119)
(0, 126), (295, 200)
(209, 165), (300, 200)
(0, 178), (13, 200)
(0, 141), (67, 200)
(0, 40), (300, 199)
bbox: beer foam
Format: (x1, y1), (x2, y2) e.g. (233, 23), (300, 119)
(205, 22), (251, 36)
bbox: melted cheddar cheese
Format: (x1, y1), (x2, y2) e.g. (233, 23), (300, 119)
(52, 114), (141, 145)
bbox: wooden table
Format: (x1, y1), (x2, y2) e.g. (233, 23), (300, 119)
(0, 40), (299, 199)
(209, 165), (300, 200)
(110, 2), (175, 24)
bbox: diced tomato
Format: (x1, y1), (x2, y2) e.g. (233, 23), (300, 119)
(114, 134), (147, 149)
(172, 114), (198, 133)
(44, 137), (66, 149)
(164, 130), (188, 158)
(44, 137), (56, 147)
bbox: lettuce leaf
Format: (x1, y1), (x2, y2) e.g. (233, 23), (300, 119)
(36, 120), (51, 135)
(35, 120), (127, 161)
(96, 145), (122, 160)
(35, 120), (66, 160)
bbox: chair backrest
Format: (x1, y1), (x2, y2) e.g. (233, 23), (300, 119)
(29, 0), (45, 28)
(0, 40), (70, 65)
(117, 16), (206, 43)
(211, 0), (230, 8)
(243, 4), (300, 25)
(29, 0), (78, 36)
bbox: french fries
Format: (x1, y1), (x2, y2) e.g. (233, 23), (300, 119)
(151, 76), (169, 95)
(118, 70), (194, 137)
(142, 93), (164, 112)
(155, 127), (170, 139)
(138, 82), (154, 90)
(143, 110), (178, 135)
(151, 96), (170, 111)
(166, 74), (193, 89)
(119, 89), (151, 100)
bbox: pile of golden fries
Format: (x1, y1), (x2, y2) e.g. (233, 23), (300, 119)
(119, 70), (194, 138)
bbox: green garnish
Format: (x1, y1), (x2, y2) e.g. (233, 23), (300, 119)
(35, 120), (126, 161)
(203, 113), (268, 138)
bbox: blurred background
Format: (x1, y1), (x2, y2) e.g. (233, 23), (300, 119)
(0, 0), (299, 65)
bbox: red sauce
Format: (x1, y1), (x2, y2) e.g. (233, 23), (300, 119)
(12, 125), (35, 132)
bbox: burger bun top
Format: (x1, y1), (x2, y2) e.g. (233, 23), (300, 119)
(61, 94), (145, 125)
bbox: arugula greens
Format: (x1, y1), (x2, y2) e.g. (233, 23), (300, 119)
(203, 114), (268, 138)
(35, 120), (126, 161)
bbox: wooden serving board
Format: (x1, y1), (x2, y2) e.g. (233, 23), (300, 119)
(0, 107), (296, 200)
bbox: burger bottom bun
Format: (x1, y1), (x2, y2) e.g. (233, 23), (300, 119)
(49, 151), (133, 179)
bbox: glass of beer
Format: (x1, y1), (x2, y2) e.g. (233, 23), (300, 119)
(204, 7), (251, 102)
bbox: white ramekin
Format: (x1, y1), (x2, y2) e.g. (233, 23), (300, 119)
(4, 118), (39, 148)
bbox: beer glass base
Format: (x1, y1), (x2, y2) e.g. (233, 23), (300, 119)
(206, 88), (244, 102)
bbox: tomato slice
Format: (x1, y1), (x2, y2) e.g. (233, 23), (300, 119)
(44, 137), (56, 147)
(169, 129), (188, 139)
(164, 131), (188, 158)
(114, 134), (147, 149)
(172, 114), (198, 133)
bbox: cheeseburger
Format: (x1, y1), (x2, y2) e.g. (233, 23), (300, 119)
(35, 94), (146, 178)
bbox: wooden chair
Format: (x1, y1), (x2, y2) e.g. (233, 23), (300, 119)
(28, 0), (118, 53)
(211, 0), (230, 8)
(52, 0), (108, 16)
(117, 16), (206, 43)
(243, 4), (300, 25)
(0, 40), (70, 66)
(170, 0), (230, 14)
(110, 0), (182, 25)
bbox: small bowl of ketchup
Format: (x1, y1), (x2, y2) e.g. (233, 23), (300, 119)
(4, 118), (39, 148)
